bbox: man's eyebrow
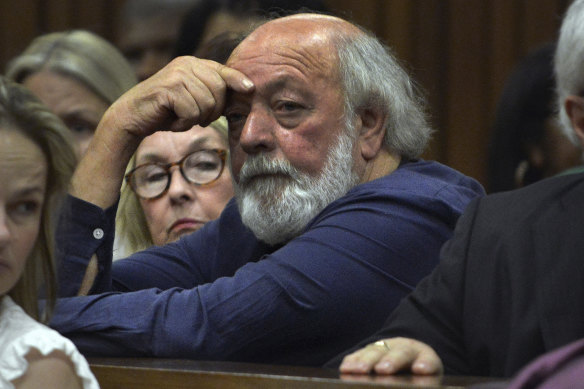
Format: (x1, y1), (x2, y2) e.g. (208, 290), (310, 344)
(263, 75), (302, 93)
(265, 77), (290, 90)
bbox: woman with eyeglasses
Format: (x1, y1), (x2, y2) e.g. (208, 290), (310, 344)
(115, 118), (234, 256)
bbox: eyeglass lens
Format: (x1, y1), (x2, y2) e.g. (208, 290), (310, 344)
(130, 150), (224, 198)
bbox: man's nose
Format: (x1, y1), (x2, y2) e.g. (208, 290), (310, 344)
(239, 108), (276, 155)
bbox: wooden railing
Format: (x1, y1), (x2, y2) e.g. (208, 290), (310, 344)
(89, 358), (503, 389)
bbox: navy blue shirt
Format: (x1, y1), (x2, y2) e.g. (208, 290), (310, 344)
(52, 160), (484, 366)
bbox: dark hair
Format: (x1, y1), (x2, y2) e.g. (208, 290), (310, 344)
(173, 0), (330, 58)
(487, 43), (557, 193)
(195, 31), (246, 64)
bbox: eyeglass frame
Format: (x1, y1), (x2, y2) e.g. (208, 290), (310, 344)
(124, 148), (228, 200)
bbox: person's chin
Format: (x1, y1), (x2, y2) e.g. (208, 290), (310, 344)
(167, 227), (200, 243)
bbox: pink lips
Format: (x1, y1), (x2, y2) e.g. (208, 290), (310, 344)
(169, 218), (204, 233)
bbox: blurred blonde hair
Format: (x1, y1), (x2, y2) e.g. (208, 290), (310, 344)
(116, 117), (229, 256)
(0, 76), (76, 322)
(6, 29), (136, 105)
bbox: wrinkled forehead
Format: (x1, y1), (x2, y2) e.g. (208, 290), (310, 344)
(227, 14), (355, 78)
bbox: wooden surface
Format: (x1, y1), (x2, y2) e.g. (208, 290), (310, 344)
(89, 358), (502, 389)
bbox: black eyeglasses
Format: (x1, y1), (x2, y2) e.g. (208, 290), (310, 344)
(125, 149), (227, 199)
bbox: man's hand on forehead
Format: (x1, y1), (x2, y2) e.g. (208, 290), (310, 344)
(71, 56), (255, 210)
(108, 56), (254, 139)
(193, 59), (255, 127)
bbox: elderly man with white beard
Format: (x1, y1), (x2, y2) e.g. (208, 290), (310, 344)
(50, 13), (484, 365)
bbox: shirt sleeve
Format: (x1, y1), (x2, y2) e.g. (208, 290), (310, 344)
(56, 196), (259, 295)
(0, 328), (100, 389)
(50, 184), (467, 366)
(326, 198), (480, 374)
(56, 194), (118, 296)
(0, 300), (99, 389)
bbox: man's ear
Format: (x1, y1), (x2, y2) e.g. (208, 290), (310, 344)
(356, 107), (387, 160)
(564, 95), (584, 145)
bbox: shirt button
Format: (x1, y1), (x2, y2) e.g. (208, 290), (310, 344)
(93, 228), (104, 240)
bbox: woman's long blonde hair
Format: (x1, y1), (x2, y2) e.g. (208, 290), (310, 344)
(0, 76), (76, 321)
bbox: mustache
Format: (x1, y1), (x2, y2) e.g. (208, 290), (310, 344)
(238, 155), (300, 185)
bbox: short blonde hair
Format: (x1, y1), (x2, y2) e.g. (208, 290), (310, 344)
(6, 30), (136, 105)
(116, 117), (229, 256)
(0, 76), (76, 321)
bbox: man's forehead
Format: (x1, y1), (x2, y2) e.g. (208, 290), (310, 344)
(228, 13), (355, 62)
(228, 31), (338, 80)
(229, 45), (335, 80)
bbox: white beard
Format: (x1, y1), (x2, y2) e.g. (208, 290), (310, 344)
(234, 129), (360, 245)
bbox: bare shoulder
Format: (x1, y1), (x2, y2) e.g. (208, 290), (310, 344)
(12, 349), (83, 389)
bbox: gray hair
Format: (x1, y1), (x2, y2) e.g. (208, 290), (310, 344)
(555, 0), (584, 145)
(6, 30), (136, 105)
(335, 29), (433, 159)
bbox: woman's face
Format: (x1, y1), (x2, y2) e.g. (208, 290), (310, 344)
(22, 71), (109, 158)
(0, 127), (47, 296)
(135, 125), (234, 246)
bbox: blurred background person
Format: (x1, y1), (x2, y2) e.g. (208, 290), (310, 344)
(0, 76), (98, 388)
(194, 31), (245, 64)
(6, 29), (137, 158)
(174, 0), (330, 59)
(115, 0), (199, 81)
(116, 118), (234, 257)
(487, 43), (583, 193)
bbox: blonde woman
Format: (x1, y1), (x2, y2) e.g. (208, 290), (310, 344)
(6, 30), (136, 157)
(0, 76), (99, 388)
(116, 117), (234, 256)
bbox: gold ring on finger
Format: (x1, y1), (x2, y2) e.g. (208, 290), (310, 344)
(373, 340), (390, 351)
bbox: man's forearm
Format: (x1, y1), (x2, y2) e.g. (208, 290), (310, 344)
(69, 56), (253, 208)
(69, 111), (142, 209)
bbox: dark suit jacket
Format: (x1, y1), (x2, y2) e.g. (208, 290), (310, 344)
(328, 172), (584, 378)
